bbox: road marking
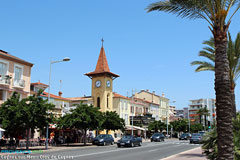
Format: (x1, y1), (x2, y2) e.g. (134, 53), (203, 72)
(148, 149), (159, 152)
(62, 142), (174, 159)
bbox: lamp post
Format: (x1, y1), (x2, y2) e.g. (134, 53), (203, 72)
(166, 100), (175, 138)
(131, 90), (134, 136)
(46, 57), (70, 150)
(188, 108), (191, 133)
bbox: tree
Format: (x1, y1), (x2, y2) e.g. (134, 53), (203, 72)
(190, 124), (204, 133)
(148, 120), (166, 132)
(191, 33), (240, 118)
(197, 107), (209, 130)
(0, 91), (54, 150)
(23, 91), (54, 149)
(170, 119), (188, 133)
(202, 113), (240, 159)
(58, 103), (102, 145)
(101, 111), (125, 134)
(146, 1), (240, 159)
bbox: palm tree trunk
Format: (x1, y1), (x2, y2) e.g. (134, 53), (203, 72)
(199, 115), (202, 125)
(214, 27), (234, 160)
(231, 88), (236, 119)
(204, 115), (207, 131)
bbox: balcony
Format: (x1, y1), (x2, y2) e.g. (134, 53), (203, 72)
(0, 75), (11, 85)
(13, 79), (25, 88)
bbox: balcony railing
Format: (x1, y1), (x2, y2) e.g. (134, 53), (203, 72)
(0, 75), (11, 85)
(13, 79), (25, 88)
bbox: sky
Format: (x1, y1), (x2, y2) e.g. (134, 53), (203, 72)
(0, 0), (240, 110)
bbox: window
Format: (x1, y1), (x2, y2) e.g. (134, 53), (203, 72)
(0, 90), (7, 101)
(131, 106), (134, 113)
(97, 97), (100, 108)
(0, 62), (7, 77)
(15, 66), (22, 81)
(107, 94), (109, 108)
(125, 102), (128, 110)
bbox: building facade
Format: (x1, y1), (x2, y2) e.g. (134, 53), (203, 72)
(0, 50), (33, 104)
(189, 98), (216, 126)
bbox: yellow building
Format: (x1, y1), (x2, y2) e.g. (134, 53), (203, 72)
(85, 46), (119, 112)
(0, 50), (33, 104)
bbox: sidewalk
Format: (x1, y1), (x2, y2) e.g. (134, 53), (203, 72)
(161, 147), (206, 160)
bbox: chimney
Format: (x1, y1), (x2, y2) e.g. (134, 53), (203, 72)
(162, 92), (165, 97)
(152, 91), (155, 94)
(146, 89), (149, 92)
(58, 91), (62, 97)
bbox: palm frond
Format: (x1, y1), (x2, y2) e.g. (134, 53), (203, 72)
(146, 0), (212, 24)
(191, 61), (214, 72)
(199, 50), (215, 61)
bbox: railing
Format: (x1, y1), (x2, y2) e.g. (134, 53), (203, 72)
(13, 79), (25, 88)
(0, 75), (11, 85)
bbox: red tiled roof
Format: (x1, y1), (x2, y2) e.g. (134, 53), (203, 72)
(85, 47), (119, 78)
(113, 92), (130, 100)
(0, 49), (33, 67)
(41, 92), (70, 101)
(31, 81), (49, 87)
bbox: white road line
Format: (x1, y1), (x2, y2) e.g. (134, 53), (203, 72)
(70, 142), (173, 159)
(148, 149), (160, 152)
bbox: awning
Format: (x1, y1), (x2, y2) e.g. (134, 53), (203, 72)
(125, 125), (146, 131)
(0, 128), (5, 132)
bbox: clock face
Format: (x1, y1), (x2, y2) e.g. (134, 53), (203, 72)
(106, 80), (111, 87)
(95, 80), (101, 88)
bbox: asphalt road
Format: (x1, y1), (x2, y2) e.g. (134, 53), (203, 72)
(1, 140), (201, 160)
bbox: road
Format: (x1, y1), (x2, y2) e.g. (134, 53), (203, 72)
(1, 140), (201, 160)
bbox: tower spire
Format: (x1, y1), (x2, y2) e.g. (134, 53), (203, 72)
(101, 38), (104, 47)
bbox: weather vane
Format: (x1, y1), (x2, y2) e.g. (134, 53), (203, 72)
(101, 38), (104, 47)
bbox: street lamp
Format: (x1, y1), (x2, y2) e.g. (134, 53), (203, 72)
(46, 57), (70, 150)
(166, 100), (175, 138)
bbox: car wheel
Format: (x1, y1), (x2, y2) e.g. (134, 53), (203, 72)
(103, 142), (106, 146)
(138, 142), (142, 146)
(131, 142), (134, 147)
(111, 141), (114, 145)
(151, 139), (153, 142)
(117, 145), (120, 148)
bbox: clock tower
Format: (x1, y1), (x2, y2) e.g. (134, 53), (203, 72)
(85, 44), (119, 112)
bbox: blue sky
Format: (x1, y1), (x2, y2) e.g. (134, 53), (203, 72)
(0, 0), (240, 110)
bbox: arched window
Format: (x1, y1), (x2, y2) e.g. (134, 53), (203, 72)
(97, 97), (100, 108)
(107, 94), (109, 108)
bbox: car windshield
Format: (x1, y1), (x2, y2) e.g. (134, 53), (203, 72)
(153, 133), (162, 137)
(97, 135), (106, 139)
(192, 133), (201, 137)
(122, 135), (132, 140)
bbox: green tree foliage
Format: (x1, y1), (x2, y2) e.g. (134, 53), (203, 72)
(0, 91), (54, 150)
(202, 113), (240, 159)
(170, 119), (188, 133)
(190, 124), (204, 133)
(197, 107), (209, 130)
(58, 103), (102, 145)
(148, 120), (166, 132)
(101, 111), (125, 134)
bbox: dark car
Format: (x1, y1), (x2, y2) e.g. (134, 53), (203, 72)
(117, 135), (142, 147)
(190, 133), (203, 144)
(92, 134), (114, 146)
(179, 133), (191, 140)
(151, 133), (165, 142)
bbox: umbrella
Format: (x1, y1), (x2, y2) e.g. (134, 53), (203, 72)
(0, 128), (5, 132)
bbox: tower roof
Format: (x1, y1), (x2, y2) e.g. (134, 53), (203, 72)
(85, 46), (119, 78)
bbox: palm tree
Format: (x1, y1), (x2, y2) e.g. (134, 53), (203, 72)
(146, 1), (240, 159)
(191, 33), (240, 118)
(197, 108), (203, 125)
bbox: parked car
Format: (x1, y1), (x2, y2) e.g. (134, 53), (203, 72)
(117, 135), (142, 147)
(92, 134), (114, 146)
(189, 133), (203, 144)
(179, 133), (191, 140)
(151, 133), (165, 142)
